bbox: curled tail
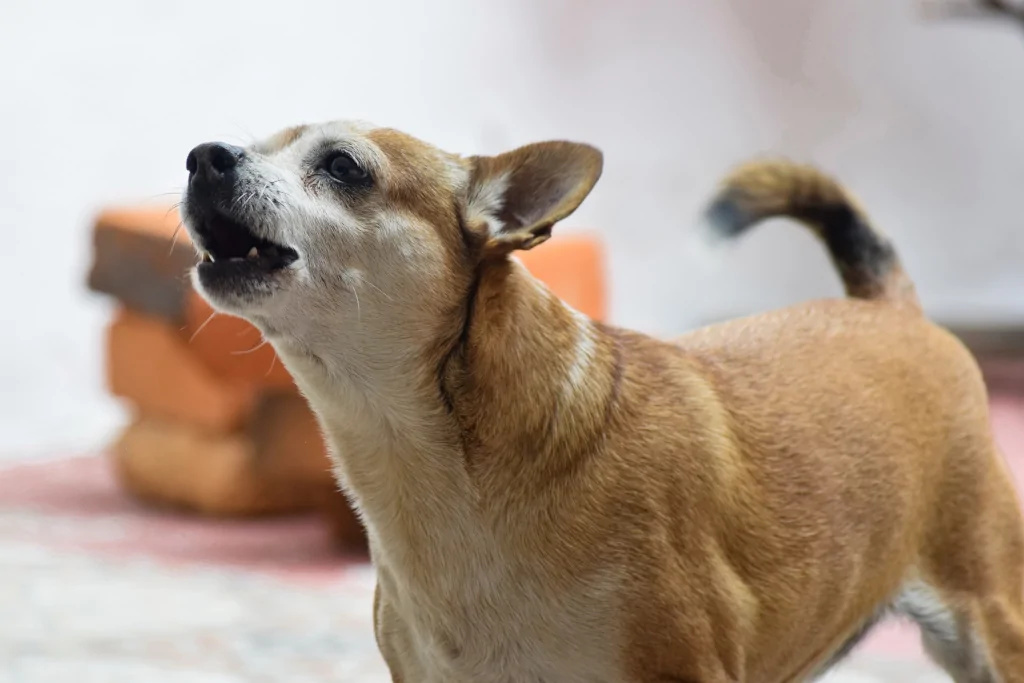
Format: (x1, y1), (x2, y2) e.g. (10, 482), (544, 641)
(703, 160), (918, 306)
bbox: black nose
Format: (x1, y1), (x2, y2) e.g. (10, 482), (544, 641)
(186, 142), (244, 181)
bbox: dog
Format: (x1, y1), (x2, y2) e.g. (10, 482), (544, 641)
(181, 121), (1024, 682)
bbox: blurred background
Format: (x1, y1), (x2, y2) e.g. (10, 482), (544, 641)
(2, 0), (1023, 681)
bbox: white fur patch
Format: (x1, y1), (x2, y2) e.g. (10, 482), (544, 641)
(563, 310), (596, 398)
(894, 581), (959, 646)
(465, 170), (510, 235)
(893, 579), (994, 678)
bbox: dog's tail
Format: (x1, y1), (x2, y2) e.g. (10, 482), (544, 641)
(702, 160), (918, 306)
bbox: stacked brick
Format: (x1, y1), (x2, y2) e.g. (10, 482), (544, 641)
(88, 206), (607, 551)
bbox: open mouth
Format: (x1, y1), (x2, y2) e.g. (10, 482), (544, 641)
(194, 212), (298, 274)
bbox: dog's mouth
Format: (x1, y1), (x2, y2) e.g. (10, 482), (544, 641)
(194, 212), (299, 275)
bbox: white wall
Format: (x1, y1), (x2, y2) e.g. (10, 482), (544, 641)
(3, 0), (1023, 455)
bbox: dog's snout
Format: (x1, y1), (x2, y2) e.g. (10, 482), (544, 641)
(186, 142), (244, 182)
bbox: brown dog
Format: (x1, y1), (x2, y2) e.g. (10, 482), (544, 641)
(180, 122), (1024, 682)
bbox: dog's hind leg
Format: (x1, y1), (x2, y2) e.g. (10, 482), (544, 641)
(896, 442), (1024, 682)
(975, 597), (1024, 682)
(895, 581), (1024, 683)
(895, 581), (988, 681)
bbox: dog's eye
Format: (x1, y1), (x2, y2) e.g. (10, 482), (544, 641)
(325, 152), (370, 185)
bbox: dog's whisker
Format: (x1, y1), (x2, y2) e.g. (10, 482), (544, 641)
(188, 311), (218, 343)
(168, 222), (184, 254)
(243, 189), (259, 213)
(229, 191), (247, 213)
(231, 339), (270, 355)
(226, 124), (257, 146)
(145, 190), (184, 201)
(362, 280), (393, 302)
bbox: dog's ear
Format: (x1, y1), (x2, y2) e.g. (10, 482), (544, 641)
(464, 141), (603, 255)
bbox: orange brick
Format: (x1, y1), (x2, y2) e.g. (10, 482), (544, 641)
(113, 416), (293, 516)
(247, 392), (336, 487)
(110, 405), (338, 516)
(107, 308), (256, 432)
(88, 207), (195, 323)
(247, 394), (364, 550)
(519, 234), (607, 321)
(111, 397), (366, 550)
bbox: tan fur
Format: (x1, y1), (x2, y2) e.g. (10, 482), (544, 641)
(182, 123), (1024, 682)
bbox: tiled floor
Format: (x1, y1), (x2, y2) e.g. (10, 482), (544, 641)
(2, 394), (1023, 682)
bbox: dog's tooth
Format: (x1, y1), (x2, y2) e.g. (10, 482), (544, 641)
(200, 252), (212, 263)
(247, 247), (258, 259)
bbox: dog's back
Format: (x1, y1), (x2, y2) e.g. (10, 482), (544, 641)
(625, 161), (1024, 680)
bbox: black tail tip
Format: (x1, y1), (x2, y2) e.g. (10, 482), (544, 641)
(703, 190), (757, 242)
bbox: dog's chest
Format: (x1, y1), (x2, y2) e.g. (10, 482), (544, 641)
(418, 632), (621, 683)
(380, 562), (626, 683)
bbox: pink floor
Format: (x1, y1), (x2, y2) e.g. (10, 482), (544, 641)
(0, 453), (361, 582)
(1, 393), (1023, 679)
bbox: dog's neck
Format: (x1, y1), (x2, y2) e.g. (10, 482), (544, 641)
(271, 258), (618, 573)
(442, 258), (619, 484)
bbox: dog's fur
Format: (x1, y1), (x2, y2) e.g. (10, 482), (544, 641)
(182, 121), (1024, 682)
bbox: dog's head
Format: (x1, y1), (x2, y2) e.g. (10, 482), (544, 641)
(181, 121), (602, 363)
